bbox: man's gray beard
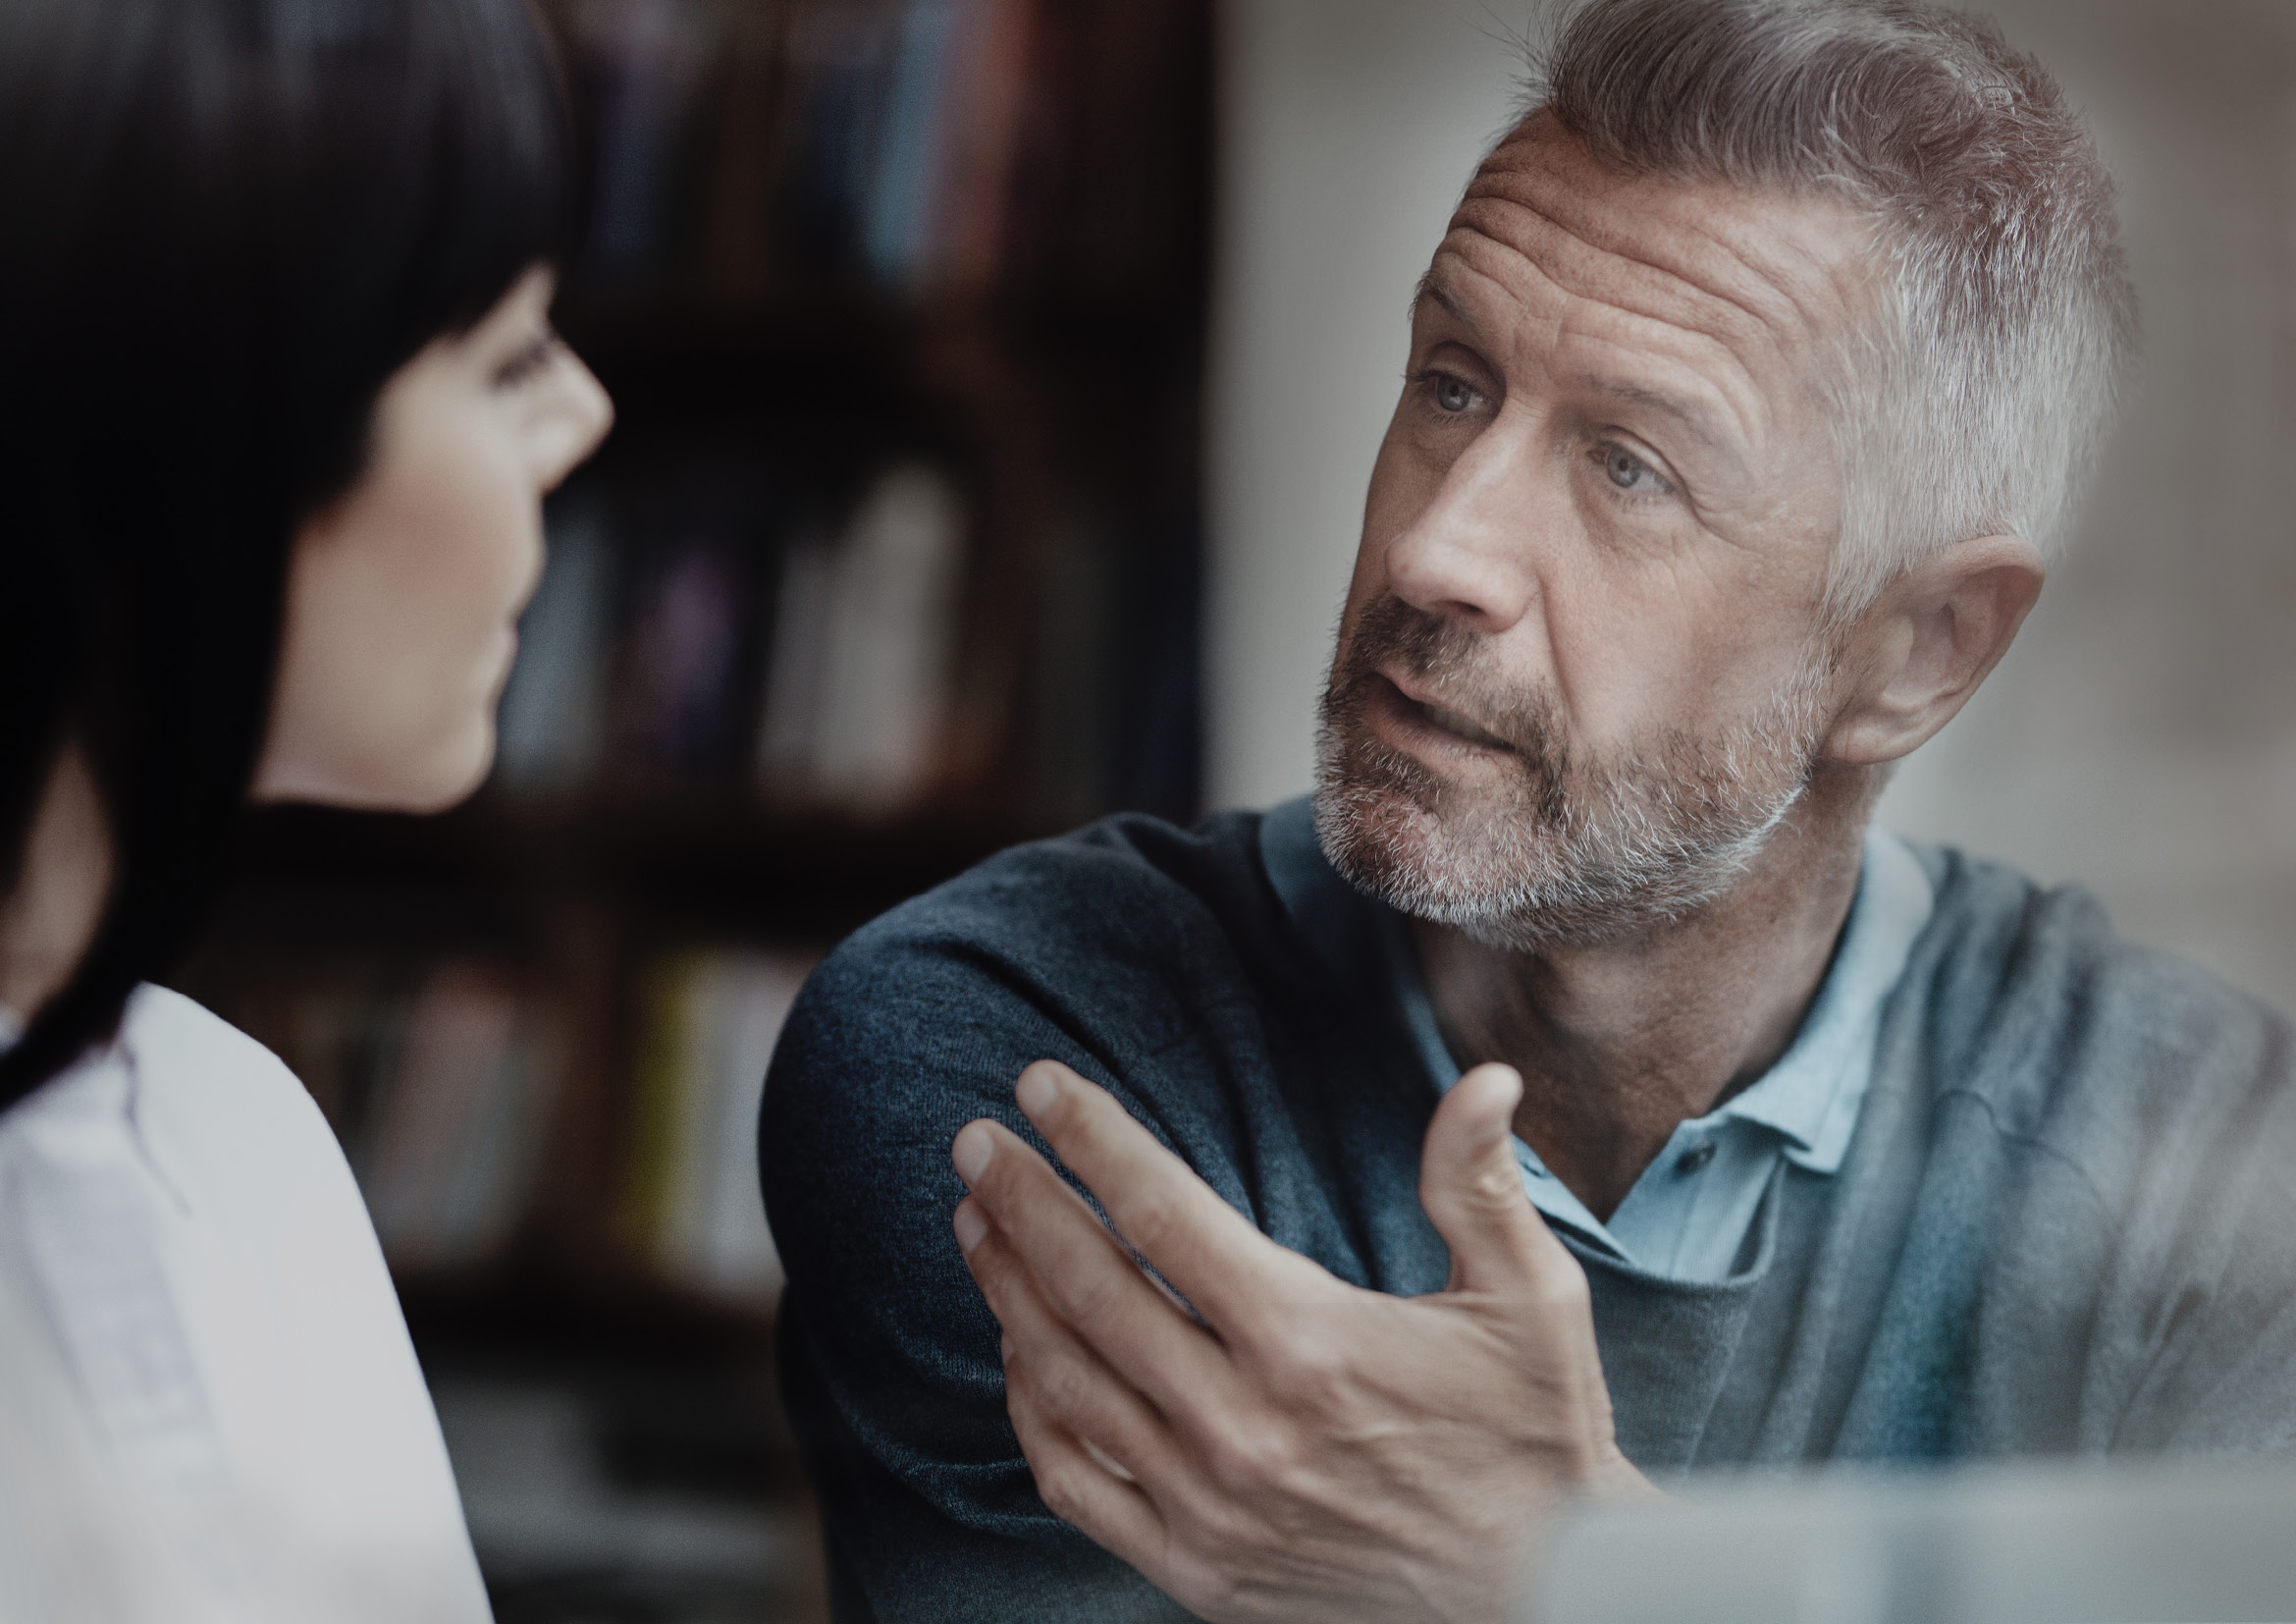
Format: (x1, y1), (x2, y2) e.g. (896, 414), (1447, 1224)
(1311, 601), (1833, 952)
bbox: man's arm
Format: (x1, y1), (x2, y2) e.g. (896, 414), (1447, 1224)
(951, 1058), (1656, 1624)
(760, 926), (1204, 1623)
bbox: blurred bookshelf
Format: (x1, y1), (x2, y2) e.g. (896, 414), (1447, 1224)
(169, 1), (1210, 1616)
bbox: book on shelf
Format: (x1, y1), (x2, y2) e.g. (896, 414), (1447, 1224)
(548, 0), (1041, 302)
(565, 0), (726, 284)
(496, 491), (614, 791)
(606, 475), (780, 784)
(620, 948), (816, 1305)
(694, 0), (801, 299)
(926, 0), (1035, 296)
(356, 964), (563, 1274)
(863, 0), (1037, 295)
(193, 944), (818, 1306)
(756, 461), (967, 813)
(497, 460), (971, 817)
(860, 0), (961, 289)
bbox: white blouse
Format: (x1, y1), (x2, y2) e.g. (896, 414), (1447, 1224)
(0, 986), (491, 1623)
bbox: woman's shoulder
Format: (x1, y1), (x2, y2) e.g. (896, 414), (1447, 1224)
(121, 984), (298, 1081)
(116, 984), (360, 1208)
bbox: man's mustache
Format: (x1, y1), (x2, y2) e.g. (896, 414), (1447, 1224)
(1333, 596), (1560, 768)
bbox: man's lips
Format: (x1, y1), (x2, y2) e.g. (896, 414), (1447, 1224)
(1376, 673), (1514, 753)
(1419, 699), (1510, 750)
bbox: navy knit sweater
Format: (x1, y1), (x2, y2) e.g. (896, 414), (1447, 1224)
(760, 809), (2296, 1622)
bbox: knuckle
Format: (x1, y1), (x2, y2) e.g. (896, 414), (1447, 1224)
(1030, 1345), (1098, 1423)
(1114, 1190), (1180, 1255)
(1467, 1161), (1523, 1208)
(1257, 1326), (1354, 1414)
(1059, 1260), (1132, 1331)
(1034, 1457), (1089, 1523)
(1184, 1506), (1257, 1580)
(1204, 1417), (1301, 1494)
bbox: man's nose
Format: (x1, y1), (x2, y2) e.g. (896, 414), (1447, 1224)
(1383, 433), (1541, 635)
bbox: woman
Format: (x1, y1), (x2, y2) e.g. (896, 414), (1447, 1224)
(0, 0), (611, 1616)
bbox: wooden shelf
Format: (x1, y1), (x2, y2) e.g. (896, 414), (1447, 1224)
(399, 1263), (776, 1361)
(201, 795), (1066, 947)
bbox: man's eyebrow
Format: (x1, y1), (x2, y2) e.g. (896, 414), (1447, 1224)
(1410, 269), (1478, 332)
(1577, 374), (1745, 471)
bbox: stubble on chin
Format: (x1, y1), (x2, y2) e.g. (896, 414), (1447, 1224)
(1311, 598), (1830, 951)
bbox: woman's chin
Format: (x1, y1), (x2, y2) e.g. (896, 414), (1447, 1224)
(396, 731), (496, 814)
(248, 727), (494, 815)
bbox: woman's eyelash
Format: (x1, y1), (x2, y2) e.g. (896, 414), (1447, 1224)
(495, 331), (559, 387)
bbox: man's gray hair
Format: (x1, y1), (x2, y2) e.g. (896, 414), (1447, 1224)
(1525, 0), (2138, 618)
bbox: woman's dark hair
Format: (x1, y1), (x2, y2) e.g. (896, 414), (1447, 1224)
(0, 0), (573, 1110)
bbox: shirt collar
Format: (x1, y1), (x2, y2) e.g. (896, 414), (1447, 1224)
(1697, 828), (1933, 1172)
(1259, 797), (1935, 1178)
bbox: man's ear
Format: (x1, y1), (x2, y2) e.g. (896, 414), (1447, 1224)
(1821, 535), (2045, 767)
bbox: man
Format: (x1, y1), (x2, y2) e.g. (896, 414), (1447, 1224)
(761, 2), (2296, 1619)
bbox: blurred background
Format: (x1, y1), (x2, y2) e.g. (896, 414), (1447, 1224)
(162, 1), (2293, 1619)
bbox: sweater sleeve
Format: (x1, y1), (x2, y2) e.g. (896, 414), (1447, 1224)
(758, 839), (1219, 1623)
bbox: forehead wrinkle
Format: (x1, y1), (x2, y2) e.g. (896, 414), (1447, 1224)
(1455, 180), (1823, 384)
(1447, 174), (1868, 484)
(1458, 149), (1873, 421)
(1438, 218), (1776, 461)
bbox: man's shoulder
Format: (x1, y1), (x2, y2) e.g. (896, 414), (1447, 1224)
(839, 806), (1276, 966)
(1912, 841), (2285, 1049)
(767, 807), (1313, 1130)
(1902, 841), (2294, 1167)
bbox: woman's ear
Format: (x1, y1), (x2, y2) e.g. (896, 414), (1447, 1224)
(1821, 535), (2046, 767)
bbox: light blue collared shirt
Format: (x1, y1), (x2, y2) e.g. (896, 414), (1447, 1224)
(1387, 828), (1936, 1282)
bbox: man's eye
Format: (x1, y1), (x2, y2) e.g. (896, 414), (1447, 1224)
(1431, 373), (1478, 413)
(1600, 444), (1671, 495)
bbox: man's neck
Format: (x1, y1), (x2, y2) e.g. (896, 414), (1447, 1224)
(1413, 764), (1878, 1221)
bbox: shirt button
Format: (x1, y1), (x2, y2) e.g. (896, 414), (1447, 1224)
(1676, 1141), (1717, 1174)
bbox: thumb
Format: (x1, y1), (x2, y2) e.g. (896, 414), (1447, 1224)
(1418, 1063), (1570, 1294)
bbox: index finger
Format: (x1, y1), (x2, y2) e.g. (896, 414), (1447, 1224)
(954, 1119), (1234, 1423)
(1007, 1059), (1346, 1337)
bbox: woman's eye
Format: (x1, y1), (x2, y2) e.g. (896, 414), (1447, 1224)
(1601, 444), (1671, 495)
(494, 331), (560, 389)
(1430, 373), (1478, 414)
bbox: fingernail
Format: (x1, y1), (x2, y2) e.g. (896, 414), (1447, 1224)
(953, 1202), (988, 1255)
(1015, 1063), (1060, 1118)
(998, 1332), (1015, 1363)
(952, 1122), (994, 1187)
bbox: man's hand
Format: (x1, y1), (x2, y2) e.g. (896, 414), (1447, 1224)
(949, 1059), (1654, 1624)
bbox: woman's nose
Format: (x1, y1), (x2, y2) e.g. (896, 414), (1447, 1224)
(537, 351), (615, 490)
